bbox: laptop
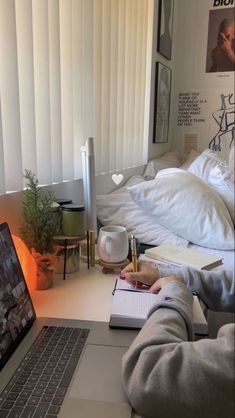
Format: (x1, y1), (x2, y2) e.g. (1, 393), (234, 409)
(0, 223), (139, 418)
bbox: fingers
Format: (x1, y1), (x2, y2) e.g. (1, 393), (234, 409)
(149, 275), (182, 293)
(219, 31), (227, 41)
(149, 281), (161, 293)
(121, 261), (159, 287)
(121, 263), (134, 275)
(125, 272), (144, 287)
(217, 32), (226, 46)
(120, 264), (143, 287)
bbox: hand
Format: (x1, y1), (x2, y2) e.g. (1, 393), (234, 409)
(217, 32), (233, 55)
(121, 263), (182, 293)
(121, 262), (160, 288)
(149, 275), (182, 293)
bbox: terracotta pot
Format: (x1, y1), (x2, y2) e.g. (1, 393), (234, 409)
(32, 252), (54, 290)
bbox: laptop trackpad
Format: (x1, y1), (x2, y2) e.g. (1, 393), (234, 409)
(58, 345), (132, 418)
(69, 344), (128, 403)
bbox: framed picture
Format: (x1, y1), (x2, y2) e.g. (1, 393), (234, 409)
(153, 62), (171, 144)
(157, 0), (174, 60)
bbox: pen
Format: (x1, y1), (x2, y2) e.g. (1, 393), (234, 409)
(89, 230), (95, 267)
(131, 235), (138, 288)
(87, 230), (90, 269)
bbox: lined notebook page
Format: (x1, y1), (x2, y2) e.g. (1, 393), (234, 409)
(111, 290), (157, 319)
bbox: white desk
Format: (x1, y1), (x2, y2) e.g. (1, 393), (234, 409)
(31, 261), (117, 322)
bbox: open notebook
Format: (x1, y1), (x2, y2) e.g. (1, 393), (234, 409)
(109, 278), (208, 335)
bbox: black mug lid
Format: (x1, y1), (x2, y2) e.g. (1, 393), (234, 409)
(62, 204), (85, 212)
(56, 199), (73, 205)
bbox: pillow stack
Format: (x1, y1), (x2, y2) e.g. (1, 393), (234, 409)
(187, 149), (234, 225)
(128, 162), (234, 250)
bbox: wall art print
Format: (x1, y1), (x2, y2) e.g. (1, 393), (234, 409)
(153, 62), (172, 144)
(209, 93), (235, 151)
(157, 0), (174, 60)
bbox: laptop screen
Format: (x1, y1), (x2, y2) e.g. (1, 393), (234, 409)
(0, 223), (36, 371)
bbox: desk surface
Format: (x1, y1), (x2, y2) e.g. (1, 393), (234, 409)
(31, 261), (117, 322)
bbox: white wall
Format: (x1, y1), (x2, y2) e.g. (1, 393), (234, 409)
(170, 0), (234, 160)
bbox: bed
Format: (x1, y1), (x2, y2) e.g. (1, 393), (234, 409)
(96, 149), (234, 272)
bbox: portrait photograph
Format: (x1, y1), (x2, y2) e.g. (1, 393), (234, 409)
(206, 7), (235, 73)
(153, 62), (171, 144)
(157, 0), (174, 60)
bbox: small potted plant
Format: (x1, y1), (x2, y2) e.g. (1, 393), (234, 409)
(20, 170), (60, 290)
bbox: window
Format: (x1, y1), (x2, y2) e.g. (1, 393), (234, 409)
(0, 0), (151, 194)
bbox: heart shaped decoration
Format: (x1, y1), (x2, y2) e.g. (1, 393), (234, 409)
(112, 173), (124, 185)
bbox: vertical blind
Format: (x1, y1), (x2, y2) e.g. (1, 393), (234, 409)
(0, 0), (152, 194)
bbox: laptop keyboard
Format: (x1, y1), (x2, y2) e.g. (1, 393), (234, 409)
(0, 325), (90, 418)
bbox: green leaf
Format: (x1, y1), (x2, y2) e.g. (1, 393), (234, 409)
(20, 170), (60, 254)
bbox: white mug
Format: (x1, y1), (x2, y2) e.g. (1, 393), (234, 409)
(97, 225), (128, 263)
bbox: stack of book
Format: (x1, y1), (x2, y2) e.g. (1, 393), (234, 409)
(144, 244), (223, 270)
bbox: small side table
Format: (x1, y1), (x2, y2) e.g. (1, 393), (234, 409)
(53, 234), (86, 280)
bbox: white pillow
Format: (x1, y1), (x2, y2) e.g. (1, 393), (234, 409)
(96, 175), (189, 247)
(143, 150), (183, 180)
(128, 168), (234, 250)
(187, 149), (234, 224)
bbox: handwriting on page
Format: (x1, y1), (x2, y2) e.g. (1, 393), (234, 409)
(112, 291), (157, 318)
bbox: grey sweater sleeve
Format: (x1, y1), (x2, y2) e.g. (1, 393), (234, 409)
(158, 265), (234, 312)
(122, 280), (235, 418)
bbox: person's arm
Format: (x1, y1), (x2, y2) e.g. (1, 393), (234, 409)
(122, 280), (235, 418)
(158, 266), (234, 312)
(121, 262), (234, 312)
